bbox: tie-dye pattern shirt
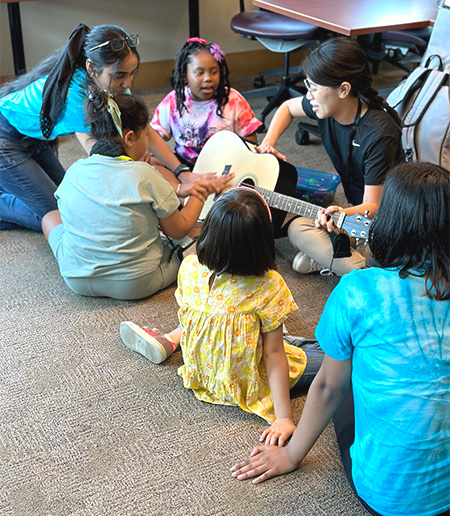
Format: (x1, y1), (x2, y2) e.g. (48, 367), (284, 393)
(151, 87), (262, 164)
(316, 267), (450, 516)
(175, 255), (306, 423)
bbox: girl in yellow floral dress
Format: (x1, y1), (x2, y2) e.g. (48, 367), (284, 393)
(121, 188), (324, 445)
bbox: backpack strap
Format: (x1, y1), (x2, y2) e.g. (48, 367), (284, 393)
(387, 66), (431, 110)
(401, 69), (449, 162)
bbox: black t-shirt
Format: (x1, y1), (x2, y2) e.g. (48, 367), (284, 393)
(302, 97), (404, 205)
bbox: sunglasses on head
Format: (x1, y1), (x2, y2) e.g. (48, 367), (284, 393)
(89, 34), (139, 53)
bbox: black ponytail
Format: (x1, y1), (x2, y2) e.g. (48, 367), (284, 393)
(0, 23), (90, 102)
(304, 38), (402, 127)
(39, 24), (91, 139)
(360, 86), (402, 127)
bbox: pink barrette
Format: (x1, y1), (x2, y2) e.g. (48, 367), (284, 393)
(210, 43), (225, 62)
(187, 37), (207, 44)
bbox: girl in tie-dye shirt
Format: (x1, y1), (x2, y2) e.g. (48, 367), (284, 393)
(151, 38), (262, 166)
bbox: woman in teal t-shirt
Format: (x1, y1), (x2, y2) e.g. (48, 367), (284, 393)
(0, 24), (197, 232)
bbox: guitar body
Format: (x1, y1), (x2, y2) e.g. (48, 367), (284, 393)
(193, 131), (297, 236)
(188, 130), (371, 242)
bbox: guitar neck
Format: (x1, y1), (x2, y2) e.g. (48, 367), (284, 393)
(253, 185), (341, 226)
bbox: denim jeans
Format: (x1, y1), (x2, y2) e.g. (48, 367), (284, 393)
(0, 112), (66, 231)
(284, 337), (325, 390)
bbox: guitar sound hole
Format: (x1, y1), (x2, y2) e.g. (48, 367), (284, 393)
(241, 179), (255, 187)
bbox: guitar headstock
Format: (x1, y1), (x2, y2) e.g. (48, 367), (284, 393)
(339, 213), (372, 240)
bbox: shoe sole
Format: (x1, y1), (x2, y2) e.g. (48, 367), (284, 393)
(292, 252), (323, 274)
(120, 321), (167, 364)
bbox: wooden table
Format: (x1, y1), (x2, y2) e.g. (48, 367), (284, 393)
(253, 0), (436, 36)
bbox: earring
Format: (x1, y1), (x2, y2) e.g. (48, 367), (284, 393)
(86, 60), (95, 78)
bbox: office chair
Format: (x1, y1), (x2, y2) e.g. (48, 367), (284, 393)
(230, 1), (324, 130)
(358, 28), (432, 75)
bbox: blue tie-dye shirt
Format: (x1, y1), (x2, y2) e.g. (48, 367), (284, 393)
(316, 267), (450, 516)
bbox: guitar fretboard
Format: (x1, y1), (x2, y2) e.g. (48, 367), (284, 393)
(251, 184), (342, 227)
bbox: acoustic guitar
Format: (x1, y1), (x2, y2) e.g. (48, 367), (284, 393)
(192, 130), (372, 240)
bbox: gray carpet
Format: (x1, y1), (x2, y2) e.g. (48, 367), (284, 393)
(1, 63), (404, 516)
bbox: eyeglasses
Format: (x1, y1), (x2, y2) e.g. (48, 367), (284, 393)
(89, 34), (139, 53)
(304, 78), (328, 95)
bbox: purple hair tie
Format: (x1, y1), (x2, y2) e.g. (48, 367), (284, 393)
(210, 43), (225, 62)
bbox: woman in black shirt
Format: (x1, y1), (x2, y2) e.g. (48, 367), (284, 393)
(258, 38), (404, 275)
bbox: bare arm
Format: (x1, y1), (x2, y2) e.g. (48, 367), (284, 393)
(257, 97), (307, 160)
(147, 125), (181, 173)
(158, 196), (205, 240)
(260, 326), (295, 446)
(231, 354), (352, 484)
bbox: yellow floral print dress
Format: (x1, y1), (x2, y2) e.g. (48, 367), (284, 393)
(175, 255), (307, 423)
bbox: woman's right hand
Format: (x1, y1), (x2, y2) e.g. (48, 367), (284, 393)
(256, 140), (287, 162)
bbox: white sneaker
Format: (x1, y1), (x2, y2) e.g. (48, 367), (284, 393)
(120, 321), (175, 364)
(292, 252), (324, 274)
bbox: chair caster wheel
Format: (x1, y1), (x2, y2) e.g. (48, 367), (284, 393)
(253, 77), (265, 88)
(295, 129), (310, 145)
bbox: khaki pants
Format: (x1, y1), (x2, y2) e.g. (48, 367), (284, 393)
(287, 217), (366, 276)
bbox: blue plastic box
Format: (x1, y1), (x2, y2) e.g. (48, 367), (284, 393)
(294, 167), (341, 207)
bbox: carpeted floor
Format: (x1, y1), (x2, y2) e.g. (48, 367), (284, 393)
(0, 61), (405, 516)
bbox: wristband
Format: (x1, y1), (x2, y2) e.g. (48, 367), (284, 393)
(174, 164), (191, 178)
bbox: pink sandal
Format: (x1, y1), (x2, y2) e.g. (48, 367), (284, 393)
(120, 321), (176, 364)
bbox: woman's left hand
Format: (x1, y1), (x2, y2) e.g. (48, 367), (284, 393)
(315, 205), (343, 232)
(259, 417), (296, 447)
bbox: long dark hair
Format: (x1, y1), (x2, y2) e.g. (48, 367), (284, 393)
(196, 188), (276, 276)
(86, 88), (149, 158)
(172, 39), (230, 117)
(304, 37), (402, 127)
(0, 24), (140, 98)
(368, 162), (450, 300)
(84, 25), (140, 90)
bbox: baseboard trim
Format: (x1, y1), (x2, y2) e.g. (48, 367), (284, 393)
(0, 49), (310, 90)
(133, 48), (309, 90)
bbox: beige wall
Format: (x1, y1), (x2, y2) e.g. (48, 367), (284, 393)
(0, 0), (286, 88)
